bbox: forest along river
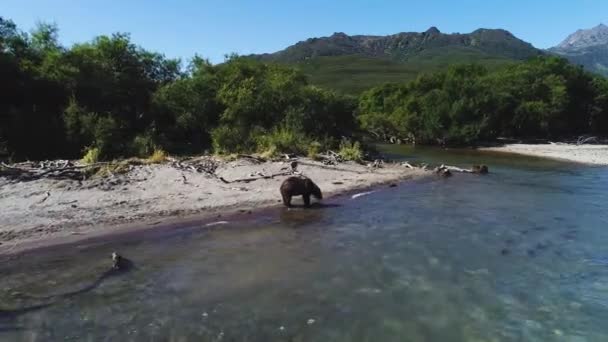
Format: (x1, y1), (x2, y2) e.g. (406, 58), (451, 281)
(0, 145), (607, 341)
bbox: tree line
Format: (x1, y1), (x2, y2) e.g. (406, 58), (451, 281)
(0, 17), (355, 161)
(358, 57), (608, 145)
(2, 17), (608, 162)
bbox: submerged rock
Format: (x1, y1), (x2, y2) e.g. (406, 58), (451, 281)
(472, 165), (489, 174)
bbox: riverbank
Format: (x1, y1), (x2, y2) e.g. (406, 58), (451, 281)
(481, 143), (608, 165)
(0, 157), (428, 253)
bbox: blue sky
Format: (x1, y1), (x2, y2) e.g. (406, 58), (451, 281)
(2, 0), (607, 63)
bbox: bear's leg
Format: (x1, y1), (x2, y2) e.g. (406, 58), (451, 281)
(303, 194), (311, 207)
(282, 193), (292, 207)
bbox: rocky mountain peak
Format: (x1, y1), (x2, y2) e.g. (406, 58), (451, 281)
(425, 26), (441, 35)
(555, 23), (608, 51)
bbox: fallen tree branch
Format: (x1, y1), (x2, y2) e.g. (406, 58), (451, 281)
(577, 136), (598, 145)
(441, 165), (472, 173)
(0, 161), (112, 182)
(317, 150), (343, 165)
(236, 154), (266, 164)
(401, 161), (415, 169)
(218, 171), (292, 184)
(435, 164), (489, 174)
(297, 161), (366, 174)
(169, 157), (219, 176)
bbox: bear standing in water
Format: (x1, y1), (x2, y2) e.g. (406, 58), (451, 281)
(280, 177), (323, 207)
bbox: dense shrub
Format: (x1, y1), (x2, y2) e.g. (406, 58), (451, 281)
(147, 149), (167, 164)
(358, 57), (608, 145)
(81, 147), (100, 164)
(339, 139), (364, 162)
(255, 126), (311, 156)
(0, 17), (357, 160)
(307, 141), (323, 159)
(131, 133), (157, 158)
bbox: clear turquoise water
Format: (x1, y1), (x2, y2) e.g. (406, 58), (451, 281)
(1, 145), (607, 341)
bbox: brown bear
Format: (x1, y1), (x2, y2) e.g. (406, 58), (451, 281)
(280, 176), (323, 207)
(472, 165), (489, 174)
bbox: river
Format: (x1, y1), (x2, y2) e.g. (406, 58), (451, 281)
(1, 145), (607, 341)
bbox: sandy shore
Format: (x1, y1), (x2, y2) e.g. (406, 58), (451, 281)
(482, 143), (608, 165)
(0, 157), (428, 251)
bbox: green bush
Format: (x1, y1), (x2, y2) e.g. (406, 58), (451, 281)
(357, 57), (608, 145)
(1, 18), (359, 161)
(131, 133), (157, 158)
(255, 126), (310, 156)
(147, 149), (167, 164)
(81, 147), (100, 164)
(211, 125), (252, 154)
(339, 139), (363, 162)
(307, 141), (322, 159)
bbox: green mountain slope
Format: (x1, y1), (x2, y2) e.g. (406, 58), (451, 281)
(297, 48), (517, 94)
(250, 27), (542, 93)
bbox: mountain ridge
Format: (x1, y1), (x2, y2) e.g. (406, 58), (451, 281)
(553, 24), (608, 51)
(252, 27), (541, 63)
(550, 24), (608, 76)
(247, 27), (543, 93)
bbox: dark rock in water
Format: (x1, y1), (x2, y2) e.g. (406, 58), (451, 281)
(437, 168), (452, 177)
(389, 183), (398, 188)
(505, 238), (515, 245)
(521, 230), (529, 235)
(112, 252), (134, 271)
(500, 248), (510, 256)
(472, 165), (489, 174)
(527, 249), (537, 257)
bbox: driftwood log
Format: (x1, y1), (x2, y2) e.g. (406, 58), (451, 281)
(576, 136), (598, 145)
(169, 157), (219, 176)
(0, 161), (109, 182)
(236, 154), (266, 164)
(318, 151), (343, 165)
(219, 171), (292, 184)
(434, 164), (489, 174)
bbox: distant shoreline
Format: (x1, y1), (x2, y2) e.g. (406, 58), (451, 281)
(0, 157), (428, 255)
(481, 143), (608, 165)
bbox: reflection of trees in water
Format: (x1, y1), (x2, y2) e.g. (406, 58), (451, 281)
(0, 259), (134, 332)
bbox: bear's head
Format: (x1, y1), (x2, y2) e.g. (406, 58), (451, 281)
(309, 180), (323, 200)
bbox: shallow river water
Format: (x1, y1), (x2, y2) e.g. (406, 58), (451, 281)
(1, 145), (607, 341)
